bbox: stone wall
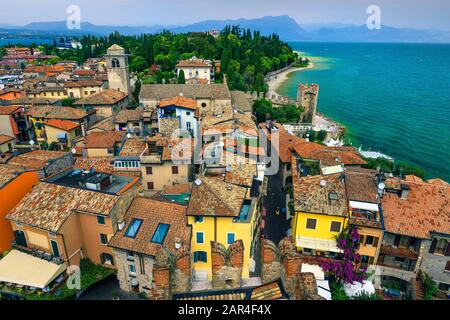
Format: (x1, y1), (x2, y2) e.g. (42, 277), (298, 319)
(43, 152), (74, 178)
(261, 238), (282, 283)
(419, 237), (450, 287)
(112, 248), (155, 294)
(211, 240), (244, 289)
(260, 236), (325, 299)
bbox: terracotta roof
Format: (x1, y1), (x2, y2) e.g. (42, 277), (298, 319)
(114, 109), (143, 123)
(84, 131), (124, 149)
(74, 89), (127, 105)
(231, 91), (253, 112)
(0, 105), (22, 115)
(381, 177), (450, 239)
(74, 157), (114, 173)
(64, 80), (103, 88)
(162, 183), (192, 195)
(187, 176), (247, 217)
(345, 169), (379, 203)
(118, 137), (147, 157)
(428, 178), (450, 186)
(0, 134), (14, 145)
(140, 83), (231, 100)
(159, 96), (198, 111)
(176, 57), (212, 68)
(44, 119), (80, 131)
(292, 170), (349, 217)
(7, 182), (119, 232)
(89, 117), (115, 132)
(108, 197), (191, 256)
(26, 105), (91, 120)
(7, 150), (69, 171)
(144, 134), (193, 162)
(0, 164), (25, 189)
(73, 69), (96, 76)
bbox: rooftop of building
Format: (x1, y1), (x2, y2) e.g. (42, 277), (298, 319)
(142, 134), (193, 163)
(74, 157), (114, 173)
(26, 105), (94, 120)
(63, 80), (104, 88)
(176, 57), (212, 68)
(159, 96), (198, 111)
(84, 131), (125, 149)
(74, 88), (128, 106)
(0, 105), (22, 115)
(114, 109), (143, 123)
(345, 168), (379, 203)
(140, 83), (231, 101)
(0, 164), (25, 189)
(118, 137), (147, 158)
(6, 181), (120, 232)
(292, 170), (349, 217)
(187, 176), (248, 218)
(381, 175), (450, 239)
(44, 119), (80, 131)
(6, 150), (69, 171)
(46, 167), (137, 195)
(108, 197), (191, 257)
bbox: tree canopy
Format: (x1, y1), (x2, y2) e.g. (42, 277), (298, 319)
(23, 26), (297, 92)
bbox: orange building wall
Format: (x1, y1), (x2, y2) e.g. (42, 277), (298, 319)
(0, 171), (39, 252)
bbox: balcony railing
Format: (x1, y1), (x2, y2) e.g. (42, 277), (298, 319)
(12, 242), (65, 265)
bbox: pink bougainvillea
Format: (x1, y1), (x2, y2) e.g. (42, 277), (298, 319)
(320, 225), (367, 284)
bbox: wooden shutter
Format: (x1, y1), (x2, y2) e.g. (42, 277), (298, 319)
(373, 237), (379, 247)
(429, 238), (437, 254)
(445, 242), (450, 256)
(394, 235), (401, 247)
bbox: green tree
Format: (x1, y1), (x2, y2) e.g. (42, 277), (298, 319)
(317, 130), (327, 142)
(177, 70), (186, 84)
(130, 55), (147, 73)
(395, 162), (426, 179)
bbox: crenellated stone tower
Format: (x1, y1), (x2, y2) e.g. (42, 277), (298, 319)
(105, 44), (131, 95)
(297, 83), (319, 123)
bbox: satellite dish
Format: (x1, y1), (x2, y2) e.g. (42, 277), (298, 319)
(378, 183), (386, 191)
(320, 180), (327, 187)
(126, 133), (132, 139)
(71, 148), (77, 154)
(194, 178), (202, 186)
(29, 139), (35, 145)
(226, 164), (232, 172)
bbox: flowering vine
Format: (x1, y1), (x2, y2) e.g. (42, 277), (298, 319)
(320, 225), (367, 284)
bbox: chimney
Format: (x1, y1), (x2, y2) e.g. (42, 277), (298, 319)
(400, 183), (410, 200)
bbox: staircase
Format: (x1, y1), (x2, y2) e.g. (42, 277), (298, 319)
(411, 271), (424, 300)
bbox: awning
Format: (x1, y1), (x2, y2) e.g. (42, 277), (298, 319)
(296, 236), (342, 253)
(349, 201), (379, 212)
(0, 250), (66, 289)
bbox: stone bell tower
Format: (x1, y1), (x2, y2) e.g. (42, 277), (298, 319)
(105, 44), (131, 95)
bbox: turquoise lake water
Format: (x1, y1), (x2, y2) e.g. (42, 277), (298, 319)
(280, 42), (450, 182)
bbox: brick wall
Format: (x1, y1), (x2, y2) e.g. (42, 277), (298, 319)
(211, 240), (244, 289)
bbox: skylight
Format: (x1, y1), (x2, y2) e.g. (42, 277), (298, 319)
(124, 219), (143, 238)
(151, 223), (170, 244)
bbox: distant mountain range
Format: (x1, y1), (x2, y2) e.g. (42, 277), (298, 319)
(1, 15), (450, 43)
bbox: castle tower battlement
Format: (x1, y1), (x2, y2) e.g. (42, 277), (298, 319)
(297, 83), (319, 123)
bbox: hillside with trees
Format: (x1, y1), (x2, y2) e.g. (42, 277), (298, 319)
(15, 26), (298, 92)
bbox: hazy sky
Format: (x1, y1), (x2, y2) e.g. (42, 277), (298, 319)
(1, 0), (449, 30)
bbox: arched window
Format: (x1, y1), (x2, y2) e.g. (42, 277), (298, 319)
(100, 253), (114, 266)
(111, 58), (120, 68)
(435, 238), (448, 255)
